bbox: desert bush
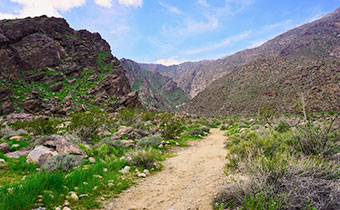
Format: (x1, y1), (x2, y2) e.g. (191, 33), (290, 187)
(221, 119), (340, 210)
(218, 153), (340, 210)
(41, 154), (83, 172)
(140, 109), (157, 122)
(11, 118), (60, 135)
(126, 148), (161, 169)
(220, 124), (228, 130)
(289, 123), (340, 157)
(117, 107), (138, 125)
(274, 121), (291, 133)
(160, 118), (183, 140)
(68, 108), (107, 142)
(93, 143), (125, 158)
(189, 127), (210, 136)
(103, 138), (125, 148)
(137, 134), (162, 148)
(257, 103), (278, 127)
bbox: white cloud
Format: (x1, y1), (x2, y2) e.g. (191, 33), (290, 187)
(0, 0), (86, 19)
(159, 2), (182, 14)
(0, 0), (143, 19)
(118, 0), (142, 7)
(155, 57), (187, 66)
(94, 0), (113, 8)
(184, 31), (250, 55)
(196, 0), (209, 8)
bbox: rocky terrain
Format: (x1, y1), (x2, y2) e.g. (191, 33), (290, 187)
(121, 58), (189, 111)
(181, 8), (340, 115)
(0, 16), (139, 116)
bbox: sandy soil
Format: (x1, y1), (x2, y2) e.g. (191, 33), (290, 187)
(102, 129), (227, 210)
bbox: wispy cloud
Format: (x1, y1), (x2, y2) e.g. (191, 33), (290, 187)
(0, 0), (143, 19)
(118, 0), (143, 7)
(196, 0), (209, 8)
(0, 0), (86, 19)
(155, 57), (187, 66)
(159, 2), (182, 14)
(95, 0), (113, 8)
(184, 31), (250, 55)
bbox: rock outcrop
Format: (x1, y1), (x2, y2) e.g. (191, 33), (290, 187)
(0, 16), (140, 115)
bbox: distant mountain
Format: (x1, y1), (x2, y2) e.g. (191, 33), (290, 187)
(180, 8), (340, 115)
(141, 8), (340, 101)
(121, 59), (189, 111)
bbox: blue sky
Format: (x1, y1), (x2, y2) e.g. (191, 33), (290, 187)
(0, 0), (339, 65)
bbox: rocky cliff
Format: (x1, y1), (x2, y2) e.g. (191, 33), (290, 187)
(121, 58), (189, 111)
(0, 16), (139, 115)
(181, 8), (340, 115)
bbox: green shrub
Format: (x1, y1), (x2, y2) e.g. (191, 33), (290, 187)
(220, 124), (228, 130)
(41, 154), (83, 172)
(68, 108), (107, 142)
(160, 118), (183, 140)
(289, 123), (340, 156)
(103, 138), (125, 148)
(274, 121), (291, 133)
(138, 134), (162, 148)
(117, 107), (138, 125)
(11, 118), (60, 135)
(140, 109), (157, 122)
(126, 149), (161, 169)
(189, 127), (210, 136)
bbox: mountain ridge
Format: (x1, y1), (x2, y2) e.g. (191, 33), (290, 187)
(180, 7), (340, 115)
(141, 7), (340, 99)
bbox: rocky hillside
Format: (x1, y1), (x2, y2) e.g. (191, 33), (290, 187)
(0, 16), (139, 115)
(181, 8), (340, 115)
(141, 8), (340, 99)
(121, 59), (189, 111)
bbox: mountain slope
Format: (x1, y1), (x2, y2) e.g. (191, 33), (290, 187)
(141, 8), (340, 99)
(121, 58), (189, 111)
(180, 8), (340, 115)
(0, 16), (139, 115)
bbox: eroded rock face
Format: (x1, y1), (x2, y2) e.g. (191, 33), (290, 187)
(0, 16), (139, 115)
(42, 135), (87, 157)
(27, 145), (58, 166)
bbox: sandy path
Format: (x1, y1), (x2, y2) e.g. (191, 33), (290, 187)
(103, 129), (226, 210)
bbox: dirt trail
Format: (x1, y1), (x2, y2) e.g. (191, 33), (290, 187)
(103, 129), (227, 210)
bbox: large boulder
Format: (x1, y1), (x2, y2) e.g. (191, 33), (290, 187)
(6, 113), (32, 123)
(43, 135), (87, 157)
(117, 126), (133, 135)
(0, 143), (10, 153)
(5, 150), (31, 158)
(0, 101), (14, 115)
(19, 97), (42, 113)
(27, 145), (58, 166)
